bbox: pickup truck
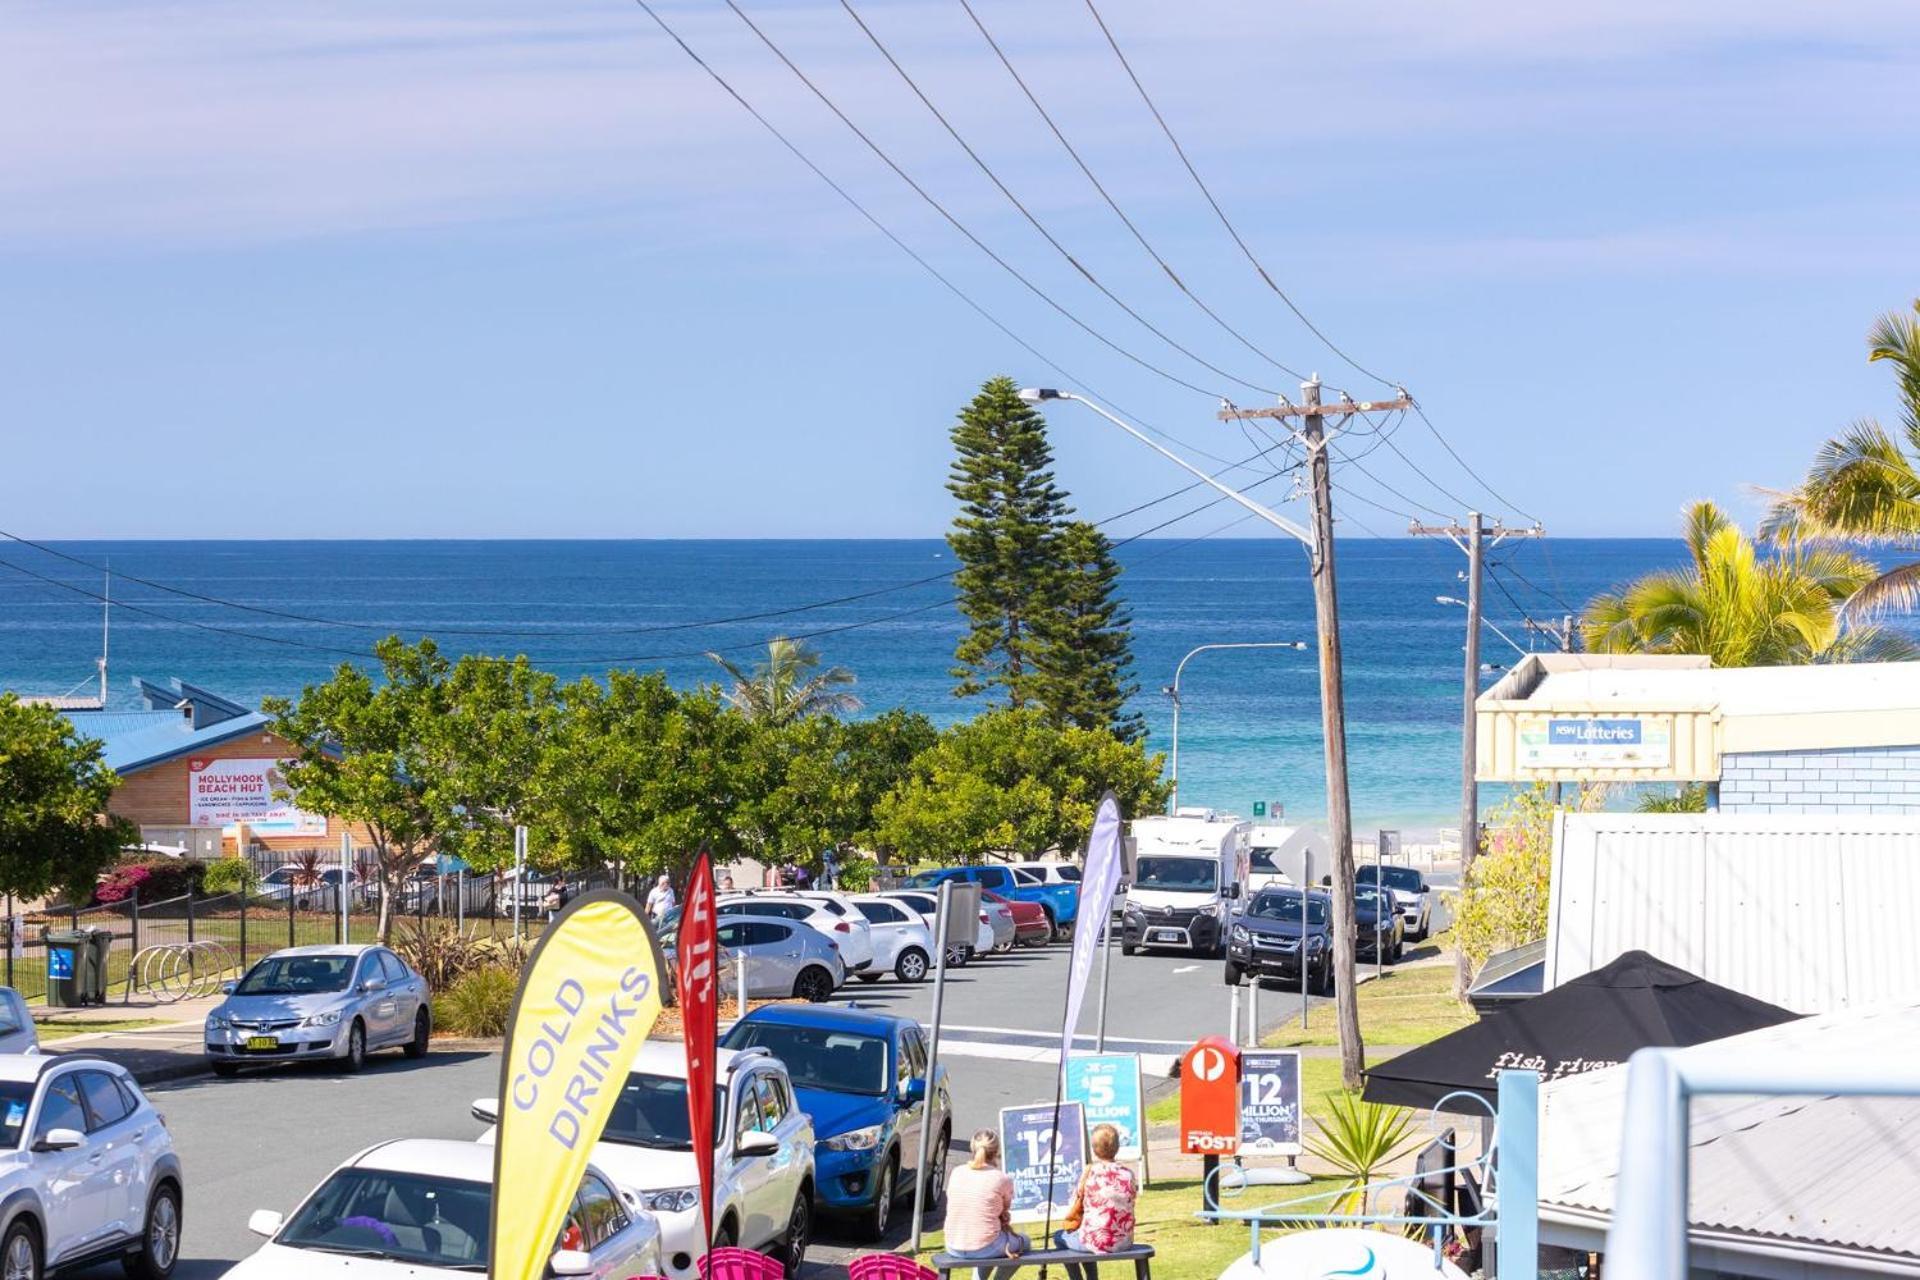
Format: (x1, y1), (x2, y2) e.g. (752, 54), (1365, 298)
(907, 864), (1080, 941)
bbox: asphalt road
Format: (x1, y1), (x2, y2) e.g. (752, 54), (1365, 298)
(74, 889), (1454, 1277)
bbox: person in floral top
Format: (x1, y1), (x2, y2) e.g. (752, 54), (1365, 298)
(1054, 1124), (1138, 1277)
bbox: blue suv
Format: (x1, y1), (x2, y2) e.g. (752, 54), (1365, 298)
(721, 1004), (951, 1241)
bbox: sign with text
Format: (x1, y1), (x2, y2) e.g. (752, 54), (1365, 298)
(1237, 1051), (1303, 1155)
(1000, 1101), (1086, 1223)
(188, 757), (326, 836)
(1065, 1053), (1144, 1162)
(1179, 1036), (1241, 1156)
(1518, 716), (1671, 769)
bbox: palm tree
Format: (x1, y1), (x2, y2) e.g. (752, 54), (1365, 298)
(707, 637), (861, 725)
(1762, 298), (1920, 617)
(1580, 501), (1916, 666)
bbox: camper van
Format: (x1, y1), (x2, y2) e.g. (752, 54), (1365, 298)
(1121, 809), (1252, 957)
(1247, 824), (1332, 892)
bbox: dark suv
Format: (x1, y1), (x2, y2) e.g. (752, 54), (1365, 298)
(1354, 884), (1405, 963)
(1224, 887), (1334, 993)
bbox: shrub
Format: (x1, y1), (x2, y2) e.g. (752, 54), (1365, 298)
(438, 965), (518, 1038)
(94, 857), (206, 905)
(201, 857), (258, 896)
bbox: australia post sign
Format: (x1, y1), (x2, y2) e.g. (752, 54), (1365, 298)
(188, 757), (326, 836)
(1180, 1036), (1241, 1156)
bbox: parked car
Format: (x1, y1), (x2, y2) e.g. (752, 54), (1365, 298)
(844, 896), (936, 983)
(719, 893), (876, 975)
(722, 1004), (950, 1241)
(474, 1040), (815, 1280)
(981, 891), (1051, 948)
(907, 865), (1080, 941)
(1010, 862), (1081, 887)
(0, 988), (38, 1055)
(1354, 884), (1406, 963)
(205, 945), (431, 1076)
(977, 895), (1017, 953)
(876, 890), (990, 967)
(0, 1053), (183, 1279)
(229, 1137), (660, 1278)
(1224, 888), (1334, 993)
(715, 917), (846, 1002)
(1353, 864), (1437, 941)
(255, 865), (363, 909)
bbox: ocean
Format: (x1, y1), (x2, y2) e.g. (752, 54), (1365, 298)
(0, 538), (1688, 831)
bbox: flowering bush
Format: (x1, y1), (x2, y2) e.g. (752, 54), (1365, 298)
(94, 857), (206, 905)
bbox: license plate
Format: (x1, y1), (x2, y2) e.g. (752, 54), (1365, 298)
(245, 1036), (278, 1051)
(1152, 929), (1182, 943)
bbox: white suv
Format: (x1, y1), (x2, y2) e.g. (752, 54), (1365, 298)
(846, 896), (937, 982)
(0, 1055), (183, 1279)
(475, 1040), (814, 1280)
(719, 893), (877, 975)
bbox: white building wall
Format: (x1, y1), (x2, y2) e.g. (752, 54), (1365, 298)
(1719, 744), (1920, 815)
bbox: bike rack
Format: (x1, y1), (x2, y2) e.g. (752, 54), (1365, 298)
(123, 941), (241, 1002)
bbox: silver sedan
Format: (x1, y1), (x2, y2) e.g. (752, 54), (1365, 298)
(206, 944), (431, 1075)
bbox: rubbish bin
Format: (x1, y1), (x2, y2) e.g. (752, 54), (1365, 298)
(42, 931), (87, 1009)
(83, 928), (114, 1004)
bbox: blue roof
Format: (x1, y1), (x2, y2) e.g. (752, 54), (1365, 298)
(63, 678), (273, 773)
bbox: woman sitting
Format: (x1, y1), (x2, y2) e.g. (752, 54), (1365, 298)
(943, 1129), (1030, 1280)
(1055, 1124), (1138, 1279)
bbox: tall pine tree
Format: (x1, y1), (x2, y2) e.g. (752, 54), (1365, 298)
(946, 377), (1070, 706)
(1034, 521), (1144, 742)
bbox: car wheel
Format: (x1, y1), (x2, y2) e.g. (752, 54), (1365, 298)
(925, 1127), (949, 1211)
(124, 1181), (181, 1280)
(992, 939), (1013, 954)
(1223, 960), (1244, 986)
(895, 948), (929, 983)
(861, 1156), (897, 1242)
(1120, 938), (1137, 957)
(1317, 961), (1336, 997)
(342, 1020), (367, 1072)
(793, 967), (835, 1003)
(404, 1008), (431, 1059)
(780, 1186), (813, 1269)
(944, 944), (968, 969)
(1, 1218), (39, 1280)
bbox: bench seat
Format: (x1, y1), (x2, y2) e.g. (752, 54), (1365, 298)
(931, 1244), (1154, 1279)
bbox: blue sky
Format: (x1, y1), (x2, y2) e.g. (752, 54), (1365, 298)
(4, 0), (1917, 539)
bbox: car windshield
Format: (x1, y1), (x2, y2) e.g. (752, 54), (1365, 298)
(278, 1168), (492, 1268)
(1250, 849), (1279, 870)
(1355, 886), (1390, 911)
(1134, 857), (1217, 893)
(1249, 892), (1328, 926)
(603, 1073), (725, 1150)
(1361, 866), (1423, 893)
(234, 954), (355, 996)
(0, 1082), (34, 1150)
(723, 1023), (888, 1096)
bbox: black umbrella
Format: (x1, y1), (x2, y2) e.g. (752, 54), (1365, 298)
(1363, 950), (1799, 1113)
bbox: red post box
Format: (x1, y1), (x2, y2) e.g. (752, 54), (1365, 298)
(1179, 1035), (1242, 1156)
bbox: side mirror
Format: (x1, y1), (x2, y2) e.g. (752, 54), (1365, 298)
(902, 1077), (928, 1105)
(221, 981), (237, 995)
(736, 1130), (780, 1157)
(360, 978), (386, 994)
(471, 1097), (501, 1124)
(34, 1128), (84, 1153)
(247, 1209), (284, 1239)
(550, 1248), (594, 1277)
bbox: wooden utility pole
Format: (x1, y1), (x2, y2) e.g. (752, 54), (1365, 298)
(1221, 381), (1410, 1090)
(1525, 614), (1577, 653)
(1409, 515), (1544, 999)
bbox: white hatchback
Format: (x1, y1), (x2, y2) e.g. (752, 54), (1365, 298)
(845, 896), (937, 982)
(0, 1054), (182, 1280)
(718, 893), (876, 974)
(229, 1137), (660, 1278)
(878, 890), (995, 964)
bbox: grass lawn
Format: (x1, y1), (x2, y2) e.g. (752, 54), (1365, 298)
(37, 1018), (170, 1041)
(1261, 958), (1473, 1050)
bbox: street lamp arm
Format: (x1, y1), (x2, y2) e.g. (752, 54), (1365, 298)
(1166, 640), (1311, 814)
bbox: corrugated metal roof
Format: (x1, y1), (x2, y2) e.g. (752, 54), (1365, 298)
(1549, 813), (1920, 1014)
(1541, 1001), (1920, 1263)
(62, 707), (273, 773)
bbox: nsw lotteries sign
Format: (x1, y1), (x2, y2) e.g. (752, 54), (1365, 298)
(1238, 1051), (1303, 1156)
(1518, 716), (1671, 770)
(1065, 1054), (1144, 1162)
(188, 757), (327, 836)
(1000, 1101), (1086, 1223)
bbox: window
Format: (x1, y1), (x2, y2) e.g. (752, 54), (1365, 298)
(279, 1168), (490, 1266)
(856, 900), (905, 925)
(894, 1037), (914, 1093)
(902, 1028), (928, 1081)
(752, 1075), (784, 1130)
(355, 954), (384, 988)
(1055, 866), (1081, 882)
(750, 922), (790, 947)
(114, 1077), (145, 1120)
(1012, 868), (1041, 885)
(235, 954), (354, 996)
(34, 1076), (87, 1142)
(716, 922), (749, 949)
(77, 1071), (132, 1130)
(0, 995), (22, 1036)
(380, 952), (411, 985)
(811, 898), (847, 916)
(768, 1074), (796, 1120)
(0, 1082), (35, 1150)
(733, 1080), (760, 1145)
(572, 1173), (631, 1248)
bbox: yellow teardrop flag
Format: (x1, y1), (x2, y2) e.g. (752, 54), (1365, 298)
(489, 891), (666, 1280)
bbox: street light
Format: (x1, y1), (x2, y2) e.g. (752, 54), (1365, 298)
(1435, 594), (1528, 658)
(1165, 642), (1308, 814)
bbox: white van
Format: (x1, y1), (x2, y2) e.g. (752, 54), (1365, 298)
(1120, 810), (1252, 957)
(1247, 824), (1332, 892)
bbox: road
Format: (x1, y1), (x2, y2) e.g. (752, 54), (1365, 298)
(73, 886), (1454, 1276)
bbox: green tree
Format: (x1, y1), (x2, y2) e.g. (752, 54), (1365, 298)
(947, 376), (1072, 708)
(1580, 501), (1916, 665)
(0, 695), (136, 901)
(707, 637), (860, 726)
(1033, 521), (1143, 741)
(432, 654), (558, 871)
(1637, 783), (1709, 813)
(264, 636), (455, 942)
(1451, 784), (1580, 979)
(1764, 298), (1920, 617)
(870, 708), (1169, 864)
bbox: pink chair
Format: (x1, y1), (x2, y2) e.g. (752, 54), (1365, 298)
(698, 1247), (786, 1280)
(849, 1255), (939, 1280)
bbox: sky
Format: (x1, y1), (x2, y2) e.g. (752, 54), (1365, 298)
(4, 0), (1918, 540)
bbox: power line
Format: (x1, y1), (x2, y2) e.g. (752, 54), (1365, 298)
(1078, 0), (1395, 390)
(950, 0), (1309, 385)
(1410, 401), (1539, 525)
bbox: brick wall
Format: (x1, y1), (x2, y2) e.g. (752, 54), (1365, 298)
(1719, 745), (1920, 814)
(108, 730), (363, 852)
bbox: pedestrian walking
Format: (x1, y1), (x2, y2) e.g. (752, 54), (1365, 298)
(645, 873), (677, 925)
(943, 1129), (1029, 1280)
